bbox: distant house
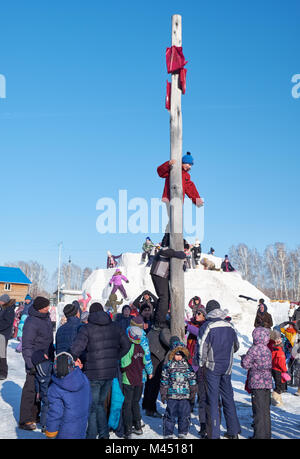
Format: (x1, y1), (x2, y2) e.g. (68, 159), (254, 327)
(54, 288), (83, 305)
(0, 266), (32, 302)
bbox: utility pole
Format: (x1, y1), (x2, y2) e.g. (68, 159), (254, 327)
(57, 242), (62, 305)
(169, 14), (185, 341)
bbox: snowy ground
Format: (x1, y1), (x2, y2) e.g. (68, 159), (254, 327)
(1, 332), (299, 439)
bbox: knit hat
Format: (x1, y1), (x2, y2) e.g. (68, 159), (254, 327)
(54, 352), (75, 378)
(270, 329), (281, 342)
(169, 340), (190, 361)
(122, 305), (131, 313)
(25, 294), (32, 301)
(206, 300), (220, 314)
(130, 315), (144, 329)
(31, 350), (48, 366)
(33, 296), (50, 311)
(193, 306), (207, 318)
(182, 152), (194, 165)
(128, 325), (143, 343)
(169, 336), (181, 348)
(63, 303), (79, 318)
(0, 294), (10, 303)
(89, 302), (104, 313)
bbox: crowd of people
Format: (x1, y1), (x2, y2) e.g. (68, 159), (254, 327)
(1, 282), (300, 440)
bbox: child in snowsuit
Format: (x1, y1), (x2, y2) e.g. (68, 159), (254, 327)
(160, 340), (197, 439)
(141, 237), (155, 263)
(45, 352), (91, 439)
(31, 350), (53, 432)
(241, 327), (272, 439)
(109, 270), (129, 300)
(268, 330), (289, 406)
(120, 325), (153, 439)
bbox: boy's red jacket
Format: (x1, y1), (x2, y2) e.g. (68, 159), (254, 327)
(268, 341), (287, 379)
(157, 161), (200, 204)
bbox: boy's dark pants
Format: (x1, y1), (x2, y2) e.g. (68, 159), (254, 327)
(272, 369), (285, 394)
(142, 355), (164, 412)
(151, 274), (170, 329)
(122, 384), (143, 434)
(251, 389), (271, 439)
(19, 373), (40, 425)
(163, 399), (191, 436)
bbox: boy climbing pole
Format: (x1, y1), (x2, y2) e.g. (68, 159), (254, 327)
(157, 152), (203, 232)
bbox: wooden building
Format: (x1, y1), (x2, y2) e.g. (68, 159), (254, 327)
(0, 266), (31, 302)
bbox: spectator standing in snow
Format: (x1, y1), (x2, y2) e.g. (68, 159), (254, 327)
(196, 300), (241, 439)
(70, 302), (130, 439)
(241, 327), (272, 439)
(0, 295), (17, 380)
(55, 302), (82, 355)
(291, 321), (300, 396)
(160, 339), (197, 439)
(19, 296), (55, 431)
(254, 300), (273, 329)
(31, 350), (53, 432)
(109, 270), (129, 301)
(268, 330), (288, 407)
(45, 352), (91, 439)
(16, 294), (33, 353)
(132, 290), (158, 316)
(120, 325), (153, 439)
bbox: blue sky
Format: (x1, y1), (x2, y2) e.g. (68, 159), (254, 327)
(0, 0), (299, 282)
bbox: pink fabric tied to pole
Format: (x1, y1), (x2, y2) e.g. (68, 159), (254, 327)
(165, 81), (171, 110)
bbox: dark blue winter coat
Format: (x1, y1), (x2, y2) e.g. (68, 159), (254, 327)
(22, 306), (54, 371)
(197, 309), (239, 375)
(0, 302), (17, 340)
(46, 367), (91, 439)
(70, 309), (131, 381)
(55, 316), (82, 355)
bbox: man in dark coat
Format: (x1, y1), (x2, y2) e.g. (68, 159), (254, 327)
(142, 327), (172, 417)
(19, 296), (54, 430)
(55, 302), (82, 354)
(254, 300), (273, 329)
(150, 233), (186, 330)
(70, 302), (130, 439)
(132, 290), (158, 316)
(0, 295), (17, 379)
(221, 255), (235, 272)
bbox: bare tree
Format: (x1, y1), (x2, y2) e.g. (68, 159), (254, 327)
(4, 260), (49, 297)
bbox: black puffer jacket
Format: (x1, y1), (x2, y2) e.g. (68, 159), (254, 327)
(22, 305), (54, 371)
(0, 300), (17, 340)
(70, 310), (130, 380)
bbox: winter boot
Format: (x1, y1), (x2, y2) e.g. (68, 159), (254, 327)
(271, 391), (282, 406)
(132, 421), (143, 435)
(199, 423), (207, 438)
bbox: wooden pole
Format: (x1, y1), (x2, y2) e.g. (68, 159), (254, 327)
(169, 14), (185, 341)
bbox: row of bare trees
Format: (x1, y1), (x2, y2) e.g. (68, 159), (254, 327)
(4, 261), (93, 298)
(229, 243), (300, 301)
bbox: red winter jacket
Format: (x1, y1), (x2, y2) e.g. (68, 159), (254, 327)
(268, 341), (287, 379)
(157, 161), (200, 205)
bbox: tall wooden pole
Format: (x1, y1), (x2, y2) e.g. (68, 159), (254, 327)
(169, 14), (185, 341)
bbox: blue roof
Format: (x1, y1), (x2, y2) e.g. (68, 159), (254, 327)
(0, 267), (32, 284)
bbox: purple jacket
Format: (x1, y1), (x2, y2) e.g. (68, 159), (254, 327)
(110, 274), (128, 286)
(241, 327), (272, 390)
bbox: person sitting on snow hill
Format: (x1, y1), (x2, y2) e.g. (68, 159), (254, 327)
(268, 330), (289, 406)
(254, 300), (273, 329)
(191, 239), (202, 268)
(160, 339), (197, 439)
(157, 153), (204, 233)
(200, 257), (219, 271)
(45, 352), (91, 439)
(221, 255), (235, 272)
(186, 296), (204, 321)
(107, 251), (122, 269)
(109, 270), (129, 301)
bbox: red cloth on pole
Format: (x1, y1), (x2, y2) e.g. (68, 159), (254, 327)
(165, 81), (171, 110)
(179, 68), (187, 95)
(166, 46), (187, 73)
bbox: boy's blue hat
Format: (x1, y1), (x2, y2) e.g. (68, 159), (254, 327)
(25, 294), (32, 301)
(182, 152), (194, 165)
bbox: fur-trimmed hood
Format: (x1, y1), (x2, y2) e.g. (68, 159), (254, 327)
(168, 341), (190, 361)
